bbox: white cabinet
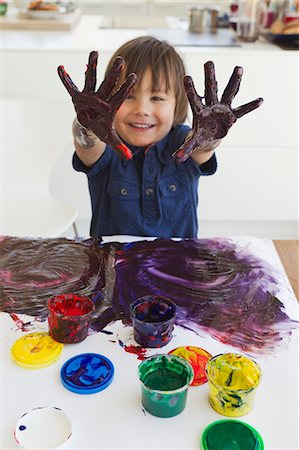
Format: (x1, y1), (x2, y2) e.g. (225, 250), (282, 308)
(184, 52), (297, 148)
(183, 50), (298, 224)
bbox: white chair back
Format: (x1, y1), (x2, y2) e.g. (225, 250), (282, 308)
(1, 99), (77, 238)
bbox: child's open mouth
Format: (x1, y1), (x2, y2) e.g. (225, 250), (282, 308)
(129, 123), (154, 130)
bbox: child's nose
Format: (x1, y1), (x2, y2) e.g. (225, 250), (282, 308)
(133, 98), (151, 115)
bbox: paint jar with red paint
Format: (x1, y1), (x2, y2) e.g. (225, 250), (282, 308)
(130, 295), (176, 348)
(47, 294), (95, 344)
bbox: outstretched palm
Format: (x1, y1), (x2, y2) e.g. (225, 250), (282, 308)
(58, 51), (137, 160)
(173, 61), (263, 162)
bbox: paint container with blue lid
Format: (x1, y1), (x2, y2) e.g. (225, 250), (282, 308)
(201, 419), (264, 450)
(60, 353), (114, 394)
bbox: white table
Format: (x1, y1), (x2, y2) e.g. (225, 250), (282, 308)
(1, 236), (298, 449)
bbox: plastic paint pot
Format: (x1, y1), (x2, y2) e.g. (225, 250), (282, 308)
(130, 295), (176, 348)
(138, 353), (194, 418)
(201, 419), (264, 450)
(205, 353), (262, 417)
(14, 406), (72, 449)
(168, 346), (212, 386)
(47, 294), (95, 343)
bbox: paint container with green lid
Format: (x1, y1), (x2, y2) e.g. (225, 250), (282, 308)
(138, 354), (194, 418)
(201, 419), (264, 450)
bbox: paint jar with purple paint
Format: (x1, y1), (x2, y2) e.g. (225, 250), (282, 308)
(138, 354), (194, 418)
(130, 295), (176, 348)
(47, 294), (95, 344)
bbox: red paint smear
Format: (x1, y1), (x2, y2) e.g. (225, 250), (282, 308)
(123, 344), (147, 360)
(117, 339), (147, 360)
(10, 314), (32, 332)
(117, 144), (133, 160)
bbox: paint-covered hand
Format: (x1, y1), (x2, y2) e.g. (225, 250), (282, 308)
(58, 51), (138, 160)
(173, 61), (263, 163)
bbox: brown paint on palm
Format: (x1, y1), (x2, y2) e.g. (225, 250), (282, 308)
(173, 61), (263, 163)
(58, 51), (138, 160)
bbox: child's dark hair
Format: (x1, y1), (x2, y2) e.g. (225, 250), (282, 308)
(105, 36), (188, 127)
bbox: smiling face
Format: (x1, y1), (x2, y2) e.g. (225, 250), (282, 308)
(114, 69), (176, 148)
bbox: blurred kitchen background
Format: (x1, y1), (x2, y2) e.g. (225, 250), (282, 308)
(1, 0), (298, 239)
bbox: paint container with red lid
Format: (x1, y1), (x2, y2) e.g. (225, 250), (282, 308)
(130, 295), (176, 348)
(47, 294), (94, 344)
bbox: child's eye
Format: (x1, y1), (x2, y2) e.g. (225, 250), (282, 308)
(152, 96), (164, 101)
(126, 94), (135, 100)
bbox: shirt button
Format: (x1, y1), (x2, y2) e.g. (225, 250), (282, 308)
(169, 184), (177, 192)
(120, 188), (128, 195)
(146, 188), (154, 197)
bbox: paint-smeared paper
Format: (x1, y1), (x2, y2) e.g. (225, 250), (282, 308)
(0, 236), (297, 356)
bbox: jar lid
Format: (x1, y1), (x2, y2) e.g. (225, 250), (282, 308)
(201, 419), (264, 450)
(60, 353), (114, 394)
(11, 332), (63, 369)
(168, 346), (212, 386)
(14, 406), (72, 449)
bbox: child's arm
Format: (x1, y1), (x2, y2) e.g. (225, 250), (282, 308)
(173, 61), (263, 164)
(57, 51), (137, 162)
(71, 117), (106, 167)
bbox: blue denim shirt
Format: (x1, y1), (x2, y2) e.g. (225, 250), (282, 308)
(73, 124), (217, 238)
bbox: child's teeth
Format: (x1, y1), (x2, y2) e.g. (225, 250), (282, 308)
(132, 123), (151, 128)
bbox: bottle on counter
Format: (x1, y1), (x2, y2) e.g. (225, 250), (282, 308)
(229, 0), (239, 31)
(259, 0), (278, 28)
(0, 0), (7, 16)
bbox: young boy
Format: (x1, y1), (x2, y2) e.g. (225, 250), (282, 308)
(58, 36), (263, 239)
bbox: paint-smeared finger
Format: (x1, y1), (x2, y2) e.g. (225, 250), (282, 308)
(233, 98), (264, 118)
(83, 51), (98, 93)
(57, 66), (79, 97)
(221, 66), (243, 105)
(97, 56), (125, 99)
(184, 76), (204, 115)
(204, 61), (218, 106)
(108, 130), (133, 160)
(172, 135), (197, 163)
(110, 73), (138, 111)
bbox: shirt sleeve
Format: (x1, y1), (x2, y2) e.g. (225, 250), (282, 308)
(72, 145), (113, 177)
(198, 153), (217, 176)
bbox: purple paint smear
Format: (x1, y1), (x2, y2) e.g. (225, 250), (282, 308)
(0, 236), (297, 356)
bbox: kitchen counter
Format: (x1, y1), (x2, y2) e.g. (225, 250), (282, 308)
(1, 14), (289, 53)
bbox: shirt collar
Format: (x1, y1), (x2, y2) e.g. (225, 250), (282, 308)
(121, 130), (173, 166)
